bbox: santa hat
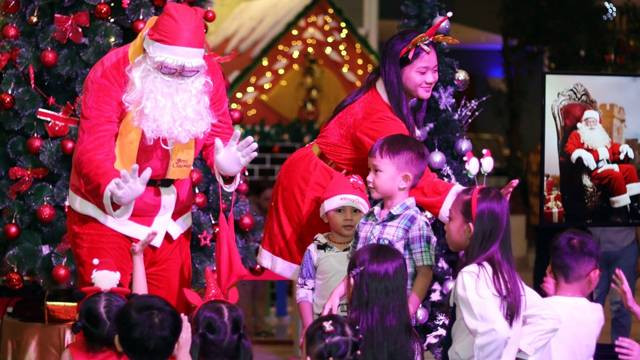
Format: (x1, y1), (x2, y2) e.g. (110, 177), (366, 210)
(144, 2), (206, 67)
(92, 258), (117, 272)
(581, 109), (600, 122)
(319, 174), (370, 217)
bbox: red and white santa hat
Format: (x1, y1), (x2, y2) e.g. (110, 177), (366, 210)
(143, 2), (206, 67)
(581, 109), (600, 122)
(320, 174), (370, 216)
(92, 258), (117, 272)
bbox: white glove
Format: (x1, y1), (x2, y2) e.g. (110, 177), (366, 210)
(620, 144), (635, 160)
(596, 147), (610, 161)
(214, 129), (258, 177)
(111, 164), (152, 206)
(571, 149), (597, 171)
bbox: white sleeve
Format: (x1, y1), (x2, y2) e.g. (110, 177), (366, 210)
(454, 266), (512, 358)
(516, 287), (561, 358)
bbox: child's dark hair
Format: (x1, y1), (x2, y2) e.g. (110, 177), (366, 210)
(347, 243), (421, 360)
(552, 229), (600, 283)
(368, 134), (428, 187)
(192, 300), (252, 360)
(305, 314), (360, 360)
(72, 292), (126, 352)
(455, 187), (523, 326)
(115, 294), (181, 360)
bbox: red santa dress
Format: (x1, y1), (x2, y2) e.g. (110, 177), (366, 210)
(67, 12), (233, 311)
(259, 86), (462, 279)
(565, 130), (640, 207)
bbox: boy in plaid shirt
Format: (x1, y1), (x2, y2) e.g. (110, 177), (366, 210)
(325, 134), (435, 318)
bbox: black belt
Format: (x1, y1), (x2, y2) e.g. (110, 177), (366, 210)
(147, 178), (175, 187)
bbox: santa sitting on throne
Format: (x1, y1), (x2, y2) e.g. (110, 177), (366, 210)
(565, 109), (640, 220)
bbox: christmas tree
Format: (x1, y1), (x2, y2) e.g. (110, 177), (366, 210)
(0, 0), (261, 295)
(400, 1), (488, 358)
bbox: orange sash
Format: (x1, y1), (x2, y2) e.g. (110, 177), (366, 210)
(113, 16), (194, 180)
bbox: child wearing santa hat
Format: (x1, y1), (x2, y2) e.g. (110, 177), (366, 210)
(296, 172), (370, 336)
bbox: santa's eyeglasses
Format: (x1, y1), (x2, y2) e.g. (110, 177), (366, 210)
(147, 57), (206, 78)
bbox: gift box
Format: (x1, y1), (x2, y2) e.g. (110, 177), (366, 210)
(544, 198), (565, 223)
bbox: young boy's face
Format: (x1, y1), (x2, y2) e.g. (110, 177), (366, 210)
(445, 197), (472, 252)
(366, 156), (406, 200)
(323, 206), (364, 238)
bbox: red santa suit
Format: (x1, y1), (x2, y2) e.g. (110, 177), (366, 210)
(259, 82), (463, 279)
(564, 110), (640, 208)
(67, 5), (233, 311)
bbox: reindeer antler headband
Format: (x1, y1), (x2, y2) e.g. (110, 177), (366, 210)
(399, 12), (460, 59)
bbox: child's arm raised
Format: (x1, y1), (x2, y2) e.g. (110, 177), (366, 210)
(612, 268), (640, 320)
(130, 231), (155, 295)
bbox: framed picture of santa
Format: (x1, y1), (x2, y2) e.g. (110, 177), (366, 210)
(543, 72), (640, 226)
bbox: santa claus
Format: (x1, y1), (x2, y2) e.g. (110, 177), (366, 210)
(565, 109), (640, 213)
(67, 3), (257, 311)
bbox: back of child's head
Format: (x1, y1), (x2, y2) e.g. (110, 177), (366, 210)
(305, 314), (360, 360)
(115, 294), (181, 360)
(192, 300), (252, 360)
(72, 292), (126, 352)
(347, 243), (418, 360)
(454, 186), (522, 325)
(552, 229), (600, 284)
(368, 134), (428, 187)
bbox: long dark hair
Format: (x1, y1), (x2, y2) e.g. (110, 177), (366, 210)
(72, 292), (126, 352)
(329, 29), (434, 136)
(347, 244), (421, 360)
(192, 300), (252, 360)
(455, 187), (523, 325)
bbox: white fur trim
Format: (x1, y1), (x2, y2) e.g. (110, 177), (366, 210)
(610, 193), (631, 208)
(596, 147), (609, 161)
(103, 179), (135, 220)
(257, 246), (299, 280)
(92, 258), (99, 265)
(627, 183), (640, 196)
(319, 194), (369, 216)
(166, 212), (192, 239)
(439, 184), (465, 223)
(597, 163), (619, 173)
(68, 187), (187, 247)
(582, 109), (599, 121)
(143, 37), (205, 67)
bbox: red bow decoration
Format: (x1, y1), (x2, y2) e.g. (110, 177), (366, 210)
(37, 105), (79, 138)
(183, 267), (226, 314)
(0, 48), (19, 72)
(8, 167), (49, 199)
(53, 11), (90, 44)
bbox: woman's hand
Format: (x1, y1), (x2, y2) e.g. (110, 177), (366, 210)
(500, 179), (519, 201)
(615, 337), (640, 360)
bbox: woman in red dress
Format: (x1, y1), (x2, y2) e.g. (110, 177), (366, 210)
(258, 29), (464, 279)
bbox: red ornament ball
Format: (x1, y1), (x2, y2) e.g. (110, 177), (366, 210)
(2, 24), (19, 40)
(152, 0), (165, 7)
(229, 109), (243, 124)
(40, 48), (58, 68)
(236, 182), (249, 195)
(94, 3), (111, 19)
(132, 19), (146, 33)
(26, 135), (43, 155)
(190, 168), (203, 186)
(5, 271), (23, 290)
(203, 9), (216, 22)
(1, 92), (15, 110)
(238, 213), (255, 232)
(60, 138), (75, 155)
(1, 0), (20, 14)
(36, 203), (56, 224)
(3, 223), (20, 240)
(51, 264), (71, 285)
(194, 193), (208, 208)
(249, 263), (265, 276)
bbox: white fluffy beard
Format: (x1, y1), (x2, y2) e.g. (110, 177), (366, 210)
(577, 122), (611, 150)
(122, 56), (216, 145)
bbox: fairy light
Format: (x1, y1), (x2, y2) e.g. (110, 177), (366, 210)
(357, 58), (363, 65)
(230, 103), (239, 109)
(291, 29), (299, 35)
(327, 36), (335, 43)
(307, 46), (314, 54)
(325, 46), (333, 54)
(292, 50), (300, 59)
(249, 76), (257, 84)
(342, 64), (349, 73)
(279, 80), (288, 86)
(265, 71), (273, 77)
(327, 8), (334, 14)
(263, 83), (272, 90)
(246, 86), (255, 93)
(235, 92), (243, 99)
(247, 109), (257, 116)
(292, 63), (300, 71)
(261, 57), (269, 66)
(277, 68), (285, 75)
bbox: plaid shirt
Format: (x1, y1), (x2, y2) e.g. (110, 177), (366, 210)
(352, 197), (435, 294)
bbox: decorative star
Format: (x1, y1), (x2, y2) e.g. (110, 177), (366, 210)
(433, 85), (455, 111)
(198, 230), (212, 247)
